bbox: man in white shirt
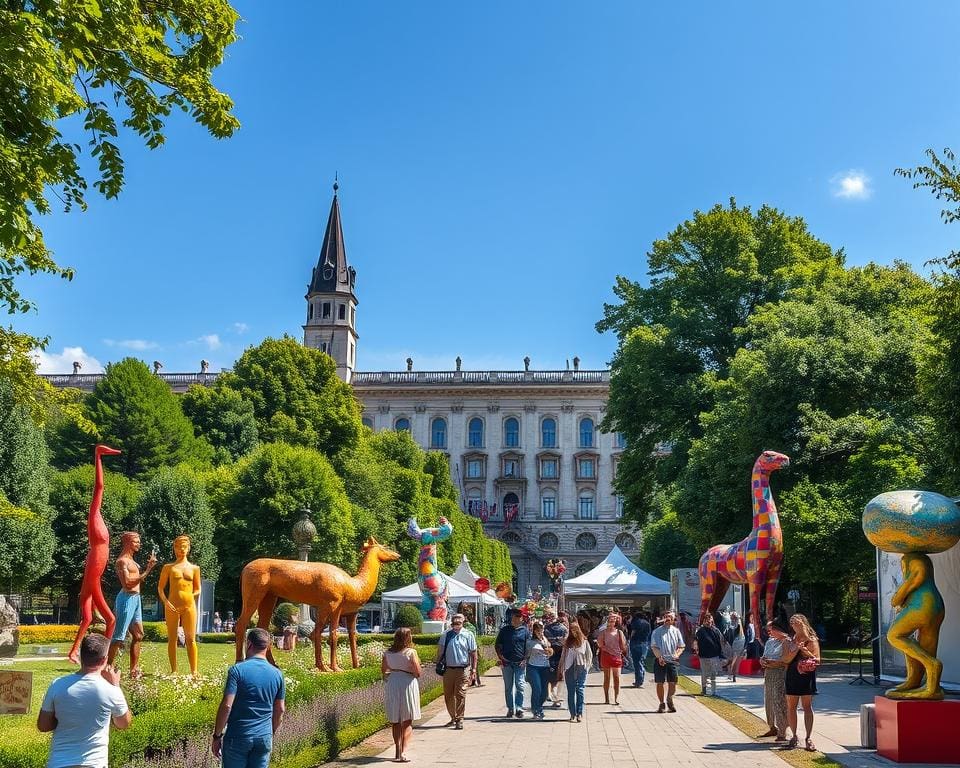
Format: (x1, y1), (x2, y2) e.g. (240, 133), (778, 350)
(650, 611), (685, 713)
(37, 634), (132, 768)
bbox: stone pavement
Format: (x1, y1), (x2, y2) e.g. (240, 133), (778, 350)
(359, 668), (791, 768)
(678, 663), (951, 768)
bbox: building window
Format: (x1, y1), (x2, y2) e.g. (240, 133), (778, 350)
(466, 459), (484, 479)
(466, 491), (483, 516)
(540, 458), (558, 479)
(539, 532), (559, 550)
(319, 342), (328, 354)
(503, 492), (520, 522)
(576, 532), (597, 550)
(615, 431), (627, 449)
(616, 532), (637, 551)
(322, 302), (331, 319)
(430, 417), (447, 449)
(309, 304), (314, 320)
(394, 417), (411, 432)
(350, 306), (355, 326)
(578, 495), (595, 520)
(468, 417), (484, 448)
(578, 458), (595, 479)
(541, 494), (556, 519)
(616, 495), (625, 518)
(361, 417), (373, 429)
(541, 417), (557, 448)
(502, 459), (519, 478)
(502, 530), (522, 545)
(504, 417), (520, 448)
(574, 562), (594, 577)
(579, 417), (594, 448)
(338, 304), (346, 320)
(349, 342), (355, 366)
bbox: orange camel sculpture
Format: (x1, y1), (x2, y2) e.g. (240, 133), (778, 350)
(236, 537), (400, 671)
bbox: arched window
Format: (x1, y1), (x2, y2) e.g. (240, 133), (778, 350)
(394, 417), (411, 432)
(361, 417), (374, 429)
(430, 417), (447, 449)
(579, 417), (594, 448)
(503, 492), (520, 522)
(574, 562), (594, 577)
(576, 532), (597, 550)
(615, 533), (638, 551)
(541, 417), (557, 448)
(504, 417), (520, 448)
(502, 530), (522, 545)
(539, 532), (559, 550)
(540, 492), (557, 520)
(468, 417), (484, 448)
(466, 489), (483, 516)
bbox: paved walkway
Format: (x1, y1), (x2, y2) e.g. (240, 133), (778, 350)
(358, 668), (790, 768)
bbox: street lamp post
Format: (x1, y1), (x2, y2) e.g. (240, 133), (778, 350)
(292, 508), (318, 634)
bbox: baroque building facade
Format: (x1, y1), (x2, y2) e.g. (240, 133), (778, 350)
(304, 189), (638, 597)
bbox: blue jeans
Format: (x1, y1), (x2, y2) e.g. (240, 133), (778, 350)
(528, 664), (550, 715)
(565, 667), (587, 717)
(222, 735), (272, 768)
(501, 662), (526, 711)
(630, 642), (649, 685)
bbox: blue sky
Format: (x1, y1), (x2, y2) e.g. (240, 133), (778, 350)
(23, 2), (960, 374)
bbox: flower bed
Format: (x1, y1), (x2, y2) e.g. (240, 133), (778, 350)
(0, 636), (495, 768)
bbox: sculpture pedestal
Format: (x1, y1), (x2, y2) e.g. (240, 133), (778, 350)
(422, 620), (446, 635)
(875, 696), (960, 763)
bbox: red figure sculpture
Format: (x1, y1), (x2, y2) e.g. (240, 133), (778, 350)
(67, 444), (122, 664)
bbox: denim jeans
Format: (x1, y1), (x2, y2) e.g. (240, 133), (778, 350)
(565, 667), (587, 717)
(501, 662), (526, 711)
(222, 735), (272, 768)
(630, 642), (649, 685)
(527, 664), (550, 715)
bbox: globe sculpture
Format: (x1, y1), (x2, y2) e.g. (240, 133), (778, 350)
(863, 490), (960, 700)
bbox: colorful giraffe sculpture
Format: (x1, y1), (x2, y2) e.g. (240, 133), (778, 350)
(407, 516), (454, 621)
(698, 450), (790, 642)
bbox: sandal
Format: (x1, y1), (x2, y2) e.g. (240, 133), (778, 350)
(784, 736), (798, 750)
(805, 739), (816, 752)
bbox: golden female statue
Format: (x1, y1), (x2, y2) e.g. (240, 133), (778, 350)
(157, 535), (201, 675)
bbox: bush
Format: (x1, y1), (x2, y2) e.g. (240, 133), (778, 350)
(198, 631), (234, 643)
(272, 602), (300, 631)
(392, 604), (422, 633)
(17, 624), (104, 644)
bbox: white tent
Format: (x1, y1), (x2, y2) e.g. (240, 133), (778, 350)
(564, 546), (671, 606)
(452, 554), (506, 608)
(381, 571), (505, 633)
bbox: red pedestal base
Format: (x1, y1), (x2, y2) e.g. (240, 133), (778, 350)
(874, 696), (960, 763)
(687, 656), (761, 675)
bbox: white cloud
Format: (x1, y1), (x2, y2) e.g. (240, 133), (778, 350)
(232, 322), (249, 334)
(198, 334), (222, 350)
(831, 170), (872, 200)
(32, 346), (104, 374)
(103, 338), (158, 351)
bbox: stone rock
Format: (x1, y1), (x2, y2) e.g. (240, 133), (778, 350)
(0, 595), (19, 657)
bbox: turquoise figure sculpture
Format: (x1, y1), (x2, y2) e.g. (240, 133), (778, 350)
(863, 490), (960, 700)
(407, 516), (454, 621)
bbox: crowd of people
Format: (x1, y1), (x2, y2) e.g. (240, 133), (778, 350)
(36, 606), (821, 767)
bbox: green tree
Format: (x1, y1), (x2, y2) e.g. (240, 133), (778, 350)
(44, 465), (141, 596)
(220, 337), (362, 457)
(0, 1), (239, 429)
(50, 357), (212, 477)
(127, 467), (219, 585)
(637, 510), (700, 581)
(897, 148), (960, 484)
(598, 201), (843, 525)
(0, 499), (56, 592)
(181, 383), (259, 463)
(218, 443), (355, 604)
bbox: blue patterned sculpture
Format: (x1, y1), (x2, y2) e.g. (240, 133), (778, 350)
(407, 517), (454, 621)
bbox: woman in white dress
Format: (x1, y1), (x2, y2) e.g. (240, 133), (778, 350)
(382, 627), (422, 763)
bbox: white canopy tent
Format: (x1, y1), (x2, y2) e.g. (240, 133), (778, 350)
(564, 546), (671, 608)
(452, 554), (505, 606)
(381, 570), (505, 634)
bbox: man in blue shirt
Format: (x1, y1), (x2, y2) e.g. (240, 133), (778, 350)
(213, 628), (286, 768)
(494, 609), (531, 718)
(439, 613), (478, 729)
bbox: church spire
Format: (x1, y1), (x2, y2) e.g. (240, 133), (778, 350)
(308, 180), (355, 297)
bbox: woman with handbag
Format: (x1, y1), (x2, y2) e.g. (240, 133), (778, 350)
(599, 612), (628, 705)
(381, 628), (422, 763)
(557, 624), (593, 722)
(782, 613), (821, 752)
(525, 621), (554, 719)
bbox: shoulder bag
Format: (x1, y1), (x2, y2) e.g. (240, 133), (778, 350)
(435, 629), (456, 676)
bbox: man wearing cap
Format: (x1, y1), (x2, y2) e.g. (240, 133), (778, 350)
(495, 609), (531, 718)
(439, 613), (477, 730)
(650, 611), (685, 713)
